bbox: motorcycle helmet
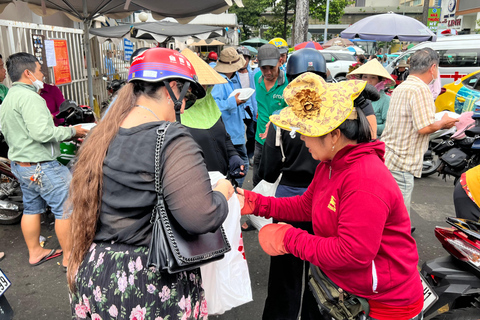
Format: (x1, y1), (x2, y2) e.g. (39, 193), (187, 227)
(207, 51), (218, 61)
(269, 37), (289, 55)
(286, 48), (327, 82)
(237, 46), (251, 58)
(128, 48), (205, 115)
(108, 79), (125, 94)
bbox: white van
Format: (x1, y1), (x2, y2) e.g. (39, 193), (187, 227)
(386, 35), (480, 87)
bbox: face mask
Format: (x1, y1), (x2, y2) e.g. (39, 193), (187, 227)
(428, 72), (437, 86)
(374, 80), (386, 92)
(29, 72), (44, 91)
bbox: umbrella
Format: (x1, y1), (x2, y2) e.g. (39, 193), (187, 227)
(0, 0), (243, 107)
(191, 39), (209, 46)
(347, 46), (365, 55)
(294, 41), (323, 50)
(208, 40), (225, 46)
(243, 45), (258, 54)
(340, 12), (436, 42)
(323, 37), (353, 48)
(240, 37), (268, 47)
(90, 21), (223, 44)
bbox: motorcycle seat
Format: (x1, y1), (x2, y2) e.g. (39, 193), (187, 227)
(465, 126), (480, 138)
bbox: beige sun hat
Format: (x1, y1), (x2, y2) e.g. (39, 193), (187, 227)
(347, 59), (396, 87)
(396, 60), (409, 68)
(214, 47), (246, 74)
(180, 48), (227, 85)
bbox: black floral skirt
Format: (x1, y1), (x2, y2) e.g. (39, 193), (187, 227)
(70, 242), (207, 319)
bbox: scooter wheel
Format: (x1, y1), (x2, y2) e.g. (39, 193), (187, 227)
(0, 208), (22, 225)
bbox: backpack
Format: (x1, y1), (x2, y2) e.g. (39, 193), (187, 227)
(308, 265), (370, 320)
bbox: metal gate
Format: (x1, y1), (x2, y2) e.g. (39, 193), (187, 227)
(0, 19), (88, 105)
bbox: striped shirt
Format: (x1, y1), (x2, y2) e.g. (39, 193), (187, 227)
(381, 75), (435, 177)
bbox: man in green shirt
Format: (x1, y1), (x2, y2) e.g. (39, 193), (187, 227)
(253, 44), (288, 186)
(0, 52), (88, 268)
(0, 54), (8, 104)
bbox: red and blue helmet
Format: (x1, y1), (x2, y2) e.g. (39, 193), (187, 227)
(128, 48), (205, 100)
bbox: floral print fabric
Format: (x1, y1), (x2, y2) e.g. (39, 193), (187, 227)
(270, 72), (366, 137)
(71, 242), (207, 320)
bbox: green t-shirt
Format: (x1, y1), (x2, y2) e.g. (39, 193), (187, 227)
(254, 70), (288, 145)
(0, 84), (8, 104)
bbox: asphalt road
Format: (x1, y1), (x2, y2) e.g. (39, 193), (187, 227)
(0, 171), (457, 320)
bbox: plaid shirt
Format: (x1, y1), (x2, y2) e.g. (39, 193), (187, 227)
(381, 75), (435, 177)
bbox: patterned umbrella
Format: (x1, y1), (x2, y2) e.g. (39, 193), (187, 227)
(323, 37), (354, 48)
(294, 41), (323, 50)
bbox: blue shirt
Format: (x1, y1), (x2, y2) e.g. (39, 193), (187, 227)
(211, 73), (245, 145)
(209, 62), (217, 68)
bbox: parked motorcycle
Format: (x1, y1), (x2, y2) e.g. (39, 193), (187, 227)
(422, 112), (459, 177)
(436, 108), (480, 184)
(421, 217), (480, 319)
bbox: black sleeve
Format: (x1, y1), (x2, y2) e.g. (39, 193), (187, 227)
(362, 100), (375, 117)
(258, 122), (283, 183)
(161, 132), (228, 235)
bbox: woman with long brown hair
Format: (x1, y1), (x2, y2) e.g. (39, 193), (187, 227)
(67, 48), (233, 320)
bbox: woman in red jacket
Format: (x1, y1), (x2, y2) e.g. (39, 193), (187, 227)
(238, 72), (424, 320)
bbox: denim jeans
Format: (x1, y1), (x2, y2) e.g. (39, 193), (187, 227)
(11, 160), (72, 219)
(390, 170), (414, 216)
(233, 144), (248, 188)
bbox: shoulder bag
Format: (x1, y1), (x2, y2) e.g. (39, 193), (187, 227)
(146, 122), (231, 273)
(308, 265), (369, 320)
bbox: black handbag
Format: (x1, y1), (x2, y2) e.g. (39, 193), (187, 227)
(146, 122), (231, 273)
(441, 148), (468, 170)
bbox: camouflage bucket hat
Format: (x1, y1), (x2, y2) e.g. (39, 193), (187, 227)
(269, 72), (367, 137)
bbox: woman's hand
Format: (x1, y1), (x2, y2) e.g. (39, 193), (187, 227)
(214, 179), (234, 201)
(236, 188), (257, 215)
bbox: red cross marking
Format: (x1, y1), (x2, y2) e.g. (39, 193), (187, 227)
(439, 71), (465, 81)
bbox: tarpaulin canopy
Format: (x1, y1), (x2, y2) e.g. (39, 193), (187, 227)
(340, 12), (436, 42)
(0, 0), (243, 107)
(89, 21), (224, 43)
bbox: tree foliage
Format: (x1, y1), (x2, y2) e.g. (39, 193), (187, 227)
(229, 0), (272, 41)
(309, 0), (352, 24)
(255, 0), (351, 41)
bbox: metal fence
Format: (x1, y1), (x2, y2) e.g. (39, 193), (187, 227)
(0, 20), (88, 105)
(0, 19), (158, 112)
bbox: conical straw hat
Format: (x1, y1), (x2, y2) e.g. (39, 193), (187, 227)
(347, 59), (395, 87)
(181, 48), (227, 85)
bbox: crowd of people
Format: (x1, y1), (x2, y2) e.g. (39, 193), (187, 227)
(0, 36), (469, 320)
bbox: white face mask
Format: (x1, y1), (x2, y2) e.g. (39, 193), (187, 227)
(29, 72), (44, 91)
(428, 67), (438, 86)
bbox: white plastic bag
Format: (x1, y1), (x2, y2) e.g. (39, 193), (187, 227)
(201, 172), (253, 315)
(246, 174), (282, 231)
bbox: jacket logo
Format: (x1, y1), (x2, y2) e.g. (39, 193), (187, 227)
(328, 195), (336, 212)
(273, 94), (284, 99)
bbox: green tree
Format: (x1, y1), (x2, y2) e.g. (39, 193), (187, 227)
(258, 0), (351, 41)
(230, 0), (272, 41)
(309, 0), (352, 24)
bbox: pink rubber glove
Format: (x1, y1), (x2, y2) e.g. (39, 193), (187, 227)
(258, 223), (293, 256)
